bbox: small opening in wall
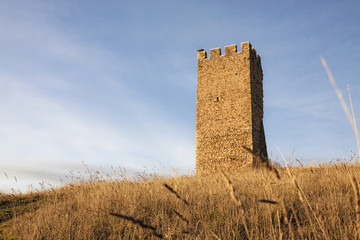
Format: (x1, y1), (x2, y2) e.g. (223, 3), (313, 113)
(216, 96), (220, 102)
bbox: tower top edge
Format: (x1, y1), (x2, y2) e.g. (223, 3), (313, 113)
(197, 42), (256, 60)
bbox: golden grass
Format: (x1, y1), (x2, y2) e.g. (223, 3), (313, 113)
(1, 163), (360, 239)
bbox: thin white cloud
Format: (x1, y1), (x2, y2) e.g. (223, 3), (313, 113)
(0, 5), (195, 193)
(0, 72), (195, 192)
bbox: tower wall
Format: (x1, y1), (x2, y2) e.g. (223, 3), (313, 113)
(196, 42), (267, 175)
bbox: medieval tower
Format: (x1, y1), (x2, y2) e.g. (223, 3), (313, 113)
(196, 42), (267, 175)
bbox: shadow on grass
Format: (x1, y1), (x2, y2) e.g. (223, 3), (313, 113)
(0, 194), (42, 224)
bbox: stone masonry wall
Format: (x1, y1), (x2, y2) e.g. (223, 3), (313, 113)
(250, 46), (268, 166)
(196, 42), (267, 175)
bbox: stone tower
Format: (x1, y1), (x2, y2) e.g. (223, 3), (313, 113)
(196, 42), (267, 175)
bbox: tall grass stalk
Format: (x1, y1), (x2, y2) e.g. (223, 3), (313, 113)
(278, 148), (329, 240)
(320, 57), (360, 158)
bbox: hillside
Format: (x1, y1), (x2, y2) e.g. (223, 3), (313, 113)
(1, 163), (360, 239)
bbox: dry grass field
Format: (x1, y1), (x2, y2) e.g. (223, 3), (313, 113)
(1, 161), (360, 239)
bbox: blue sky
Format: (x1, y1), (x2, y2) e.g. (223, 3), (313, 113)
(1, 0), (360, 192)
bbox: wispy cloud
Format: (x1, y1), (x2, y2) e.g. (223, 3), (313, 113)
(0, 3), (195, 193)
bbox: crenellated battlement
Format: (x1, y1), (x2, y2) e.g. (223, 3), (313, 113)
(225, 44), (237, 55)
(197, 42), (259, 60)
(197, 49), (207, 59)
(210, 48), (221, 58)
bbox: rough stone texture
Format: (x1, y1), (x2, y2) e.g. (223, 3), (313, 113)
(196, 42), (267, 175)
